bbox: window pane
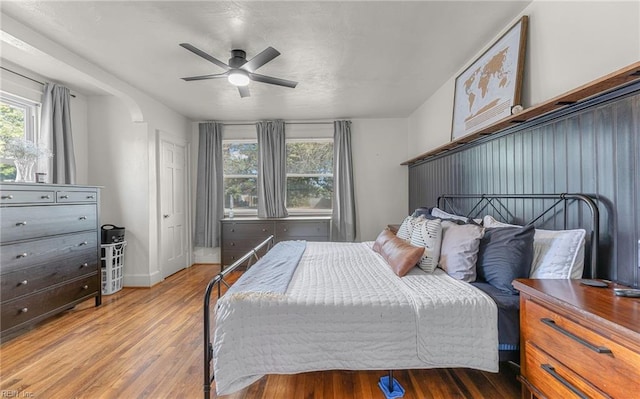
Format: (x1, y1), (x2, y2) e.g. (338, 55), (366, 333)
(224, 177), (258, 209)
(223, 142), (258, 175)
(286, 176), (333, 210)
(286, 141), (333, 174)
(0, 101), (27, 181)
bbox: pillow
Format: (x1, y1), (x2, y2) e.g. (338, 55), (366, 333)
(411, 207), (431, 218)
(372, 228), (395, 253)
(373, 232), (424, 277)
(430, 207), (469, 223)
(438, 221), (484, 282)
(476, 225), (535, 295)
(483, 215), (586, 279)
(409, 218), (443, 273)
(396, 215), (424, 240)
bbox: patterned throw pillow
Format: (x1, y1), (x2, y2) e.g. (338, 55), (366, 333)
(409, 218), (443, 272)
(396, 215), (424, 240)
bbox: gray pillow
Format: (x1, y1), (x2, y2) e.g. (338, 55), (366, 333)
(438, 221), (484, 282)
(477, 225), (535, 295)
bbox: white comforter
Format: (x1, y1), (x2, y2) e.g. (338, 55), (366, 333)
(213, 241), (498, 395)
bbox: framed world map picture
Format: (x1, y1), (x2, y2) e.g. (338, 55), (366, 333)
(451, 16), (528, 141)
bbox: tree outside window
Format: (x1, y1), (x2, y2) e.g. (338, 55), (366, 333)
(286, 139), (333, 213)
(223, 141), (258, 212)
(0, 93), (38, 181)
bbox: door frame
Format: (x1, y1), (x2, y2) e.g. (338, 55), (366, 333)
(156, 130), (192, 278)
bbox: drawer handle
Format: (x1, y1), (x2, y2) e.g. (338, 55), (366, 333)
(79, 216), (87, 220)
(262, 228), (267, 232)
(283, 228), (288, 232)
(86, 195), (95, 199)
(541, 364), (588, 399)
(41, 195), (51, 199)
(15, 221), (27, 226)
(17, 253), (28, 259)
(19, 280), (28, 286)
(79, 241), (88, 246)
(20, 307), (28, 313)
(81, 263), (89, 268)
(230, 242), (235, 246)
(2, 194), (14, 200)
(60, 195), (69, 199)
(230, 229), (235, 232)
(540, 318), (612, 354)
(83, 285), (89, 290)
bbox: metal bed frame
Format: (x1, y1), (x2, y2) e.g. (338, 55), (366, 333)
(202, 193), (600, 398)
(203, 235), (274, 399)
(436, 193), (599, 279)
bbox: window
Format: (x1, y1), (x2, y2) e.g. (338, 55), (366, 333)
(286, 139), (333, 213)
(223, 140), (258, 213)
(0, 92), (40, 181)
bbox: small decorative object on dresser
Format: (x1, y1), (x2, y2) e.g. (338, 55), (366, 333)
(514, 279), (640, 399)
(0, 183), (101, 341)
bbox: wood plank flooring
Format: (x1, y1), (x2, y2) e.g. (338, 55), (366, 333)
(0, 264), (521, 398)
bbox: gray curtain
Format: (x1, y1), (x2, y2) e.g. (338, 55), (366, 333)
(41, 83), (76, 184)
(332, 120), (356, 242)
(194, 122), (224, 247)
(256, 120), (288, 218)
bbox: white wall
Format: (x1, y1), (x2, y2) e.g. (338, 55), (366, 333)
(351, 118), (409, 241)
(408, 1), (640, 157)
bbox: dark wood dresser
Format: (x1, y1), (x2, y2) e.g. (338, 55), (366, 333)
(0, 183), (101, 341)
(514, 279), (640, 399)
(220, 216), (331, 267)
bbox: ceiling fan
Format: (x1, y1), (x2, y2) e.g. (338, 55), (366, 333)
(179, 43), (298, 98)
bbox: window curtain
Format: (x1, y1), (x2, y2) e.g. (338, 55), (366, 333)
(256, 120), (288, 218)
(41, 83), (76, 184)
(194, 122), (224, 247)
(332, 120), (356, 242)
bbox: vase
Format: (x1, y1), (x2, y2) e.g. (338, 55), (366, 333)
(14, 159), (35, 182)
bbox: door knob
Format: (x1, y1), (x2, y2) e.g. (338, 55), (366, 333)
(163, 214), (170, 219)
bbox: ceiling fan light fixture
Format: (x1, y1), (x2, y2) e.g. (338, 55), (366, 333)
(228, 69), (250, 86)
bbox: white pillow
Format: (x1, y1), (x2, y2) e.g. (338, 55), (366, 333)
(482, 215), (586, 279)
(409, 218), (443, 273)
(430, 207), (469, 223)
(438, 221), (484, 282)
(396, 215), (424, 240)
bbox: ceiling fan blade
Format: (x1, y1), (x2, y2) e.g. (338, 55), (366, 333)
(242, 47), (280, 72)
(181, 72), (229, 81)
(249, 72), (298, 88)
(238, 86), (250, 98)
(179, 43), (229, 70)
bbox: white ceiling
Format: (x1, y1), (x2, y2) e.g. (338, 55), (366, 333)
(0, 1), (531, 121)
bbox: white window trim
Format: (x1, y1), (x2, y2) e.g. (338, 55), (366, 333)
(0, 91), (41, 169)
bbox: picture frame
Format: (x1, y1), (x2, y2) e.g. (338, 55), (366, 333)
(451, 16), (528, 141)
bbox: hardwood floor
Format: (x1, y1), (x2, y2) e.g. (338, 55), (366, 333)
(0, 264), (521, 398)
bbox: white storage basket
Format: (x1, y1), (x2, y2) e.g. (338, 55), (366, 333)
(101, 241), (126, 295)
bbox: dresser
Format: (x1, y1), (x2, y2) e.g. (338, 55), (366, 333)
(0, 183), (101, 341)
(514, 279), (640, 399)
(220, 216), (331, 267)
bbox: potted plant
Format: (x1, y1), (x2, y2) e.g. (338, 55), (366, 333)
(1, 136), (51, 182)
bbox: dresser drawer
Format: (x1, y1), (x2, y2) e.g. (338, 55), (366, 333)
(57, 190), (98, 203)
(222, 221), (274, 237)
(276, 221), (329, 239)
(0, 189), (56, 205)
(1, 245), (98, 302)
(1, 274), (99, 333)
(222, 247), (270, 266)
(0, 232), (97, 274)
(0, 204), (97, 242)
(523, 298), (640, 397)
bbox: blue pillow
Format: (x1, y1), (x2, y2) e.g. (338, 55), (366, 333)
(476, 225), (535, 295)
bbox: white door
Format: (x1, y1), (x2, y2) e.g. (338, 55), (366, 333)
(160, 137), (188, 278)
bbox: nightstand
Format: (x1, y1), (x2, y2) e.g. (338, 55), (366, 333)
(513, 279), (640, 399)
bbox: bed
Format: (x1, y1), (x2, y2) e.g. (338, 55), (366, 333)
(203, 193), (600, 398)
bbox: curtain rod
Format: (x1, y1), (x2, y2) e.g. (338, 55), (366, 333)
(222, 121), (334, 126)
(1, 66), (76, 98)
